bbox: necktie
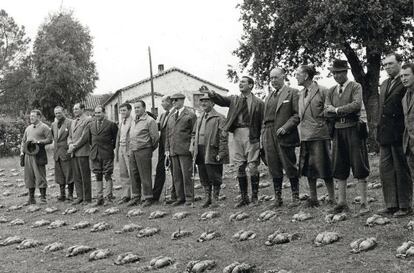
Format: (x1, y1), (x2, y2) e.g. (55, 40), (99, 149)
(338, 84), (343, 95)
(74, 118), (79, 127)
(204, 113), (208, 119)
(123, 118), (126, 125)
(241, 96), (249, 124)
(97, 121), (101, 131)
(162, 111), (170, 127)
(175, 110), (179, 121)
(386, 77), (394, 95)
(304, 88), (309, 98)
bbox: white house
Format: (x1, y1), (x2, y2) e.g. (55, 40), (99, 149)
(103, 65), (229, 122)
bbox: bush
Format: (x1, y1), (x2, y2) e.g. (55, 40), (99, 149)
(0, 119), (27, 157)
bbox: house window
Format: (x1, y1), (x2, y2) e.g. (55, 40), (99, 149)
(114, 103), (118, 122)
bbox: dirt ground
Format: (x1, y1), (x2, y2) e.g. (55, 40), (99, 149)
(0, 152), (413, 273)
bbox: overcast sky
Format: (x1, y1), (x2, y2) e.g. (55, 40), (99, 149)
(5, 0), (385, 95)
(3, 0), (250, 94)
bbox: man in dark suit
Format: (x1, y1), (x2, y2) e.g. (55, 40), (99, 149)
(51, 106), (74, 202)
(152, 96), (176, 203)
(90, 105), (118, 206)
(397, 63), (414, 216)
(262, 68), (300, 208)
(202, 76), (264, 207)
(165, 93), (197, 206)
(377, 53), (411, 217)
(68, 103), (93, 205)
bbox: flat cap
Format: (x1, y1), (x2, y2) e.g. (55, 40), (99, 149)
(171, 93), (186, 100)
(199, 93), (211, 101)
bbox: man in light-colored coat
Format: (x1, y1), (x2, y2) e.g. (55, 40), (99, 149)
(68, 103), (92, 205)
(51, 106), (74, 202)
(190, 93), (229, 208)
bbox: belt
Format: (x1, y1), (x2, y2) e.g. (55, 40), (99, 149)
(234, 124), (249, 129)
(336, 117), (358, 124)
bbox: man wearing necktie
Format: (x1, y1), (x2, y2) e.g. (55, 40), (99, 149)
(67, 103), (93, 205)
(296, 65), (335, 208)
(190, 93), (229, 208)
(262, 68), (300, 208)
(51, 106), (74, 202)
(377, 53), (411, 217)
(90, 105), (118, 206)
(115, 103), (133, 204)
(201, 76), (264, 208)
(152, 96), (176, 203)
(325, 59), (370, 216)
(165, 93), (197, 206)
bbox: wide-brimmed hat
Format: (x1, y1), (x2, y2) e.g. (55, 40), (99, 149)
(329, 59), (350, 72)
(171, 93), (185, 100)
(23, 141), (40, 155)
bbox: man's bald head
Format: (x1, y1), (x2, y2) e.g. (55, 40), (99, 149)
(270, 67), (286, 90)
(161, 95), (173, 111)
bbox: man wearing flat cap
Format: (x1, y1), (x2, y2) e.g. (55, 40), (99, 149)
(324, 59), (370, 216)
(190, 93), (229, 208)
(201, 76), (264, 208)
(20, 109), (53, 204)
(165, 93), (197, 206)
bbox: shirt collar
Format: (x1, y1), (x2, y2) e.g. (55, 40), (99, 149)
(338, 80), (350, 91)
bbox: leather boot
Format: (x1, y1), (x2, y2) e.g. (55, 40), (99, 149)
(211, 185), (220, 208)
(250, 175), (260, 205)
(57, 185), (66, 202)
(201, 185), (212, 208)
(288, 177), (300, 208)
(39, 188), (47, 203)
(268, 177), (283, 209)
(235, 176), (249, 208)
(26, 188), (36, 205)
(67, 183), (74, 201)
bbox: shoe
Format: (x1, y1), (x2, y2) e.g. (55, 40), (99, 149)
(57, 196), (66, 202)
(393, 208), (412, 218)
(377, 207), (398, 215)
(72, 198), (83, 205)
(234, 198), (250, 208)
(165, 199), (176, 205)
(171, 200), (185, 206)
(94, 198), (104, 206)
(185, 202), (194, 207)
(357, 203), (370, 216)
(127, 197), (141, 207)
(142, 199), (153, 207)
(326, 199), (337, 207)
(329, 203), (349, 214)
(304, 199), (320, 208)
(66, 194), (73, 202)
(117, 197), (130, 205)
(25, 198), (36, 206)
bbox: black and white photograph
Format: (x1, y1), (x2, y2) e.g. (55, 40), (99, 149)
(1, 0), (414, 272)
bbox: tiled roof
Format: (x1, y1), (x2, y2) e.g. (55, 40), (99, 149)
(82, 93), (112, 110)
(103, 67), (229, 106)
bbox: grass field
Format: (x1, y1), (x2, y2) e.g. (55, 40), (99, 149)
(0, 152), (413, 273)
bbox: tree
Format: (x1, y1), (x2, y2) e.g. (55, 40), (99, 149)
(33, 11), (98, 120)
(0, 9), (32, 114)
(230, 0), (414, 151)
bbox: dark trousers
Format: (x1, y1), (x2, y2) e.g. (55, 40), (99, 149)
(171, 154), (193, 202)
(55, 158), (74, 185)
(73, 156), (91, 202)
(332, 126), (369, 180)
(196, 145), (223, 187)
(263, 126), (298, 179)
(380, 144), (412, 209)
(129, 148), (153, 200)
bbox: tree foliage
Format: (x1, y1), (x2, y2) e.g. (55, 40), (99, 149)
(33, 11), (98, 120)
(231, 0), (414, 151)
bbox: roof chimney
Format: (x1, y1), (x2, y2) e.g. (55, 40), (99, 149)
(158, 64), (164, 73)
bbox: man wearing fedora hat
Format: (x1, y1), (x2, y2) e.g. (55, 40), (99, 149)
(20, 109), (53, 204)
(190, 93), (229, 208)
(324, 59), (370, 216)
(201, 77), (264, 208)
(165, 93), (197, 206)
